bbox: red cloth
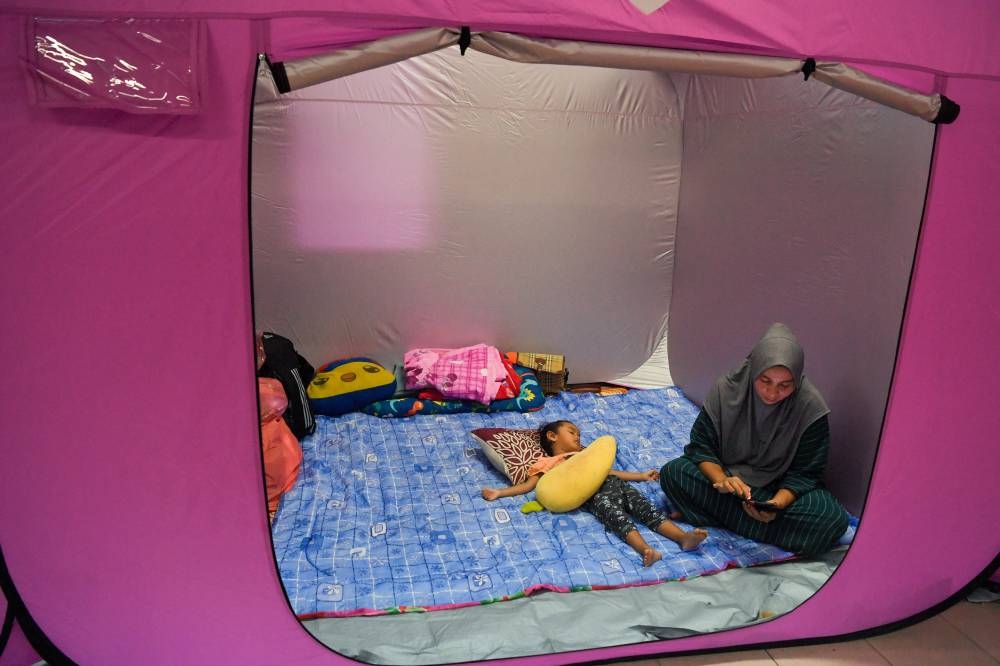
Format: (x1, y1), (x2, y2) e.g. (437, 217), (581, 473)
(493, 354), (522, 400)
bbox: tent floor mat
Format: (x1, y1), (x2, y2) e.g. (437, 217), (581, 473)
(302, 546), (847, 663)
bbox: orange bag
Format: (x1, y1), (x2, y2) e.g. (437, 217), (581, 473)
(259, 377), (303, 516)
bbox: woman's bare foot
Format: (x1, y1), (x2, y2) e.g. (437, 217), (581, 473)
(642, 548), (662, 567)
(679, 528), (709, 551)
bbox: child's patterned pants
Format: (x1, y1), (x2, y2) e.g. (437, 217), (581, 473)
(583, 475), (667, 539)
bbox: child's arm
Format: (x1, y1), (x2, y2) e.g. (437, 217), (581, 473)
(482, 474), (540, 501)
(608, 469), (660, 482)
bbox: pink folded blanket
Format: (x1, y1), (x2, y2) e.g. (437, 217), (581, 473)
(404, 344), (508, 404)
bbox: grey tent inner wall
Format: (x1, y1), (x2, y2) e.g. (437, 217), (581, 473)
(252, 48), (681, 386)
(669, 74), (934, 514)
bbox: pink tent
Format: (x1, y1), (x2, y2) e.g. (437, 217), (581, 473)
(2, 2), (998, 664)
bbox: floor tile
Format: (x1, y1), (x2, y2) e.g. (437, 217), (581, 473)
(600, 604), (1000, 666)
(940, 600), (1000, 661)
(768, 638), (891, 665)
(649, 649), (776, 665)
(866, 613), (999, 666)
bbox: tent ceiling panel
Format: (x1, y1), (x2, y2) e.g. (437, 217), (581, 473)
(273, 29), (956, 123)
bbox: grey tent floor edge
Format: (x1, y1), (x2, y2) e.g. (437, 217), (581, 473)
(302, 547), (847, 664)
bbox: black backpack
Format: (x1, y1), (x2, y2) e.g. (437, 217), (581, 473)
(258, 331), (316, 439)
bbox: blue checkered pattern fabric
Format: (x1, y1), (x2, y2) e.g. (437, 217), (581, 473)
(271, 388), (820, 618)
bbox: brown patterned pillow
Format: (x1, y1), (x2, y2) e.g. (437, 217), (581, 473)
(471, 427), (544, 485)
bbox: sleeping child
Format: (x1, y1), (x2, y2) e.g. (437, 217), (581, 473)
(482, 420), (708, 566)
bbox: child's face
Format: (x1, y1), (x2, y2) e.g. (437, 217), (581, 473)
(548, 422), (582, 455)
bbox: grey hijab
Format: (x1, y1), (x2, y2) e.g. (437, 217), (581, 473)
(703, 323), (829, 487)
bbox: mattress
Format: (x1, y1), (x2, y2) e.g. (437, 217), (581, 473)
(271, 387), (817, 619)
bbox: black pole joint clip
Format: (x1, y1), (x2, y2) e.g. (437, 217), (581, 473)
(933, 94), (961, 124)
(459, 26), (471, 55)
(801, 57), (817, 81)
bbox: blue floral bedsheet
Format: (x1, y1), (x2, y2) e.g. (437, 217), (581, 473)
(271, 388), (824, 618)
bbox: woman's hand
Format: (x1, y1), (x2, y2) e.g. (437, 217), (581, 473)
(641, 469), (660, 482)
(481, 488), (501, 501)
(742, 502), (779, 523)
(742, 491), (794, 523)
(712, 475), (752, 500)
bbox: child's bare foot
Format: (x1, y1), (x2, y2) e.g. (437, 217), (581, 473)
(642, 548), (662, 567)
(679, 528), (709, 551)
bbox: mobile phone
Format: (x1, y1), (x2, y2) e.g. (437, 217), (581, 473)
(744, 499), (785, 513)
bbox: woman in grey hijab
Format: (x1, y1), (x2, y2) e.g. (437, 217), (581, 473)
(660, 323), (848, 557)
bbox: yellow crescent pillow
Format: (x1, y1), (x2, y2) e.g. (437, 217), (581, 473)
(535, 435), (616, 513)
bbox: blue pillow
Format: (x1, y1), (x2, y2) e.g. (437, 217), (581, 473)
(362, 366), (545, 418)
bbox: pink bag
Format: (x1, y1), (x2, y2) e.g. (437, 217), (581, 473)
(404, 344), (508, 404)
